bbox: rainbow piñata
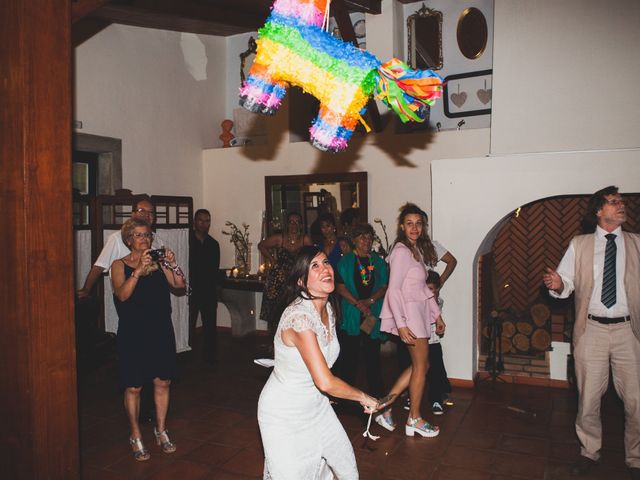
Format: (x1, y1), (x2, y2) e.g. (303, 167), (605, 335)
(239, 0), (443, 153)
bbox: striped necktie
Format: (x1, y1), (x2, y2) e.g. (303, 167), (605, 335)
(601, 233), (617, 308)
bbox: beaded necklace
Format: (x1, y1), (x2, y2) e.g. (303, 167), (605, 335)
(356, 255), (375, 286)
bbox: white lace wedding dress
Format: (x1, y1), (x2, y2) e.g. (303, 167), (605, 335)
(258, 297), (359, 479)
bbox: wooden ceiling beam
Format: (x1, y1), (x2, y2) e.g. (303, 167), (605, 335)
(72, 17), (112, 46)
(342, 0), (381, 15)
(91, 0), (268, 36)
(72, 0), (113, 23)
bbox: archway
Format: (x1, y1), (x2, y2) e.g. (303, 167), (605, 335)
(430, 151), (640, 383)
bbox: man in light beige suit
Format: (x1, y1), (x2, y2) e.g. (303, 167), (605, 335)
(544, 186), (640, 479)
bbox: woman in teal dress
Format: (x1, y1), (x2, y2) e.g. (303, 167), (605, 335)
(334, 223), (388, 399)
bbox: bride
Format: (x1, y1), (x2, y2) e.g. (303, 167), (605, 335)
(258, 246), (380, 479)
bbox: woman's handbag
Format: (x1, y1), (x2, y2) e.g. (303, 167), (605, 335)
(360, 313), (377, 335)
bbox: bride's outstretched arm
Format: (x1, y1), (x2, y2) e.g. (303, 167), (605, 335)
(284, 328), (379, 413)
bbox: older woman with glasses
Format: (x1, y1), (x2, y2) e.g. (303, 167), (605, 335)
(334, 223), (388, 401)
(111, 218), (186, 461)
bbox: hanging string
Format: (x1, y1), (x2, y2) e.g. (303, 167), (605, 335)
(362, 412), (380, 441)
(322, 0), (332, 32)
(159, 258), (192, 296)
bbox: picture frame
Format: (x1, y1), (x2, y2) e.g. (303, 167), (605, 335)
(443, 69), (492, 118)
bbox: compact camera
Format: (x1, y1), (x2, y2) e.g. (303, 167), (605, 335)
(148, 248), (166, 262)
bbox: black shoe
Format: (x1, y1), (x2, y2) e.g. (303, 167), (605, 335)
(630, 467), (640, 480)
(570, 456), (597, 476)
(432, 402), (444, 415)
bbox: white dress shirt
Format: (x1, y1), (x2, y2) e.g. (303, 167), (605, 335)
(94, 230), (165, 275)
(550, 226), (629, 317)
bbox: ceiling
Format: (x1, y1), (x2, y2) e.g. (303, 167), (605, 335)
(71, 0), (385, 130)
(72, 0), (383, 44)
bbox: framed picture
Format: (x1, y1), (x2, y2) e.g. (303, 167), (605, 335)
(443, 69), (492, 118)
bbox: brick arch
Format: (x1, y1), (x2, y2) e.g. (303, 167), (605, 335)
(479, 193), (640, 368)
(492, 194), (639, 313)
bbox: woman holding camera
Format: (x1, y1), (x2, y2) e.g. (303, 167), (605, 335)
(111, 218), (185, 461)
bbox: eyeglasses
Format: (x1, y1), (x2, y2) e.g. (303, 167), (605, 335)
(135, 208), (155, 215)
(288, 219), (301, 224)
(604, 199), (625, 206)
(131, 232), (153, 239)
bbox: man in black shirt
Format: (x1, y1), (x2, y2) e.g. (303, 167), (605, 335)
(189, 209), (221, 364)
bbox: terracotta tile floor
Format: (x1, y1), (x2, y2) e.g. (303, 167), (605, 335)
(78, 331), (630, 479)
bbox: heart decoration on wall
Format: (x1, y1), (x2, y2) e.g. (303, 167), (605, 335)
(476, 79), (492, 105)
(450, 84), (467, 108)
(476, 89), (492, 104)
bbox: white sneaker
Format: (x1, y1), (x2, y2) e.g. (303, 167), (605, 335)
(432, 402), (444, 415)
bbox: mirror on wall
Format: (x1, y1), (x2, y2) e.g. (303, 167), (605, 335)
(407, 4), (443, 70)
(239, 36), (257, 84)
(457, 7), (488, 60)
(265, 172), (368, 236)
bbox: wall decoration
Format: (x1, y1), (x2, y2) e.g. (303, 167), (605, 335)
(239, 36), (258, 85)
(353, 19), (366, 39)
(443, 69), (492, 118)
(407, 4), (443, 71)
(219, 119), (235, 147)
(457, 7), (488, 60)
(238, 0), (443, 153)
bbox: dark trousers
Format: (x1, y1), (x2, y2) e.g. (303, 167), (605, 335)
(338, 332), (384, 398)
(396, 337), (411, 371)
(189, 293), (218, 362)
(427, 343), (451, 404)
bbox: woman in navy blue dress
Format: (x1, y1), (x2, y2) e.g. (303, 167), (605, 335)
(316, 212), (350, 271)
(111, 218), (185, 461)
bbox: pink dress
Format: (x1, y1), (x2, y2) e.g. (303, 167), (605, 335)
(380, 243), (440, 338)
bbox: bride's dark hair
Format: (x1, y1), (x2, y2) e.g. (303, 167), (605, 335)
(274, 246), (340, 323)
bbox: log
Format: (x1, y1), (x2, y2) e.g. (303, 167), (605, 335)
(513, 333), (530, 352)
(531, 303), (551, 326)
(532, 329), (551, 351)
(516, 321), (533, 335)
(501, 336), (513, 354)
(502, 321), (516, 337)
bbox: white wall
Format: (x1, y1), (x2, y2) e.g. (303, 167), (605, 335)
(75, 0), (640, 380)
(205, 122), (489, 331)
(432, 150), (640, 380)
(491, 0), (640, 154)
(75, 24), (228, 205)
(203, 126), (490, 269)
(400, 0), (494, 131)
(428, 0), (640, 380)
